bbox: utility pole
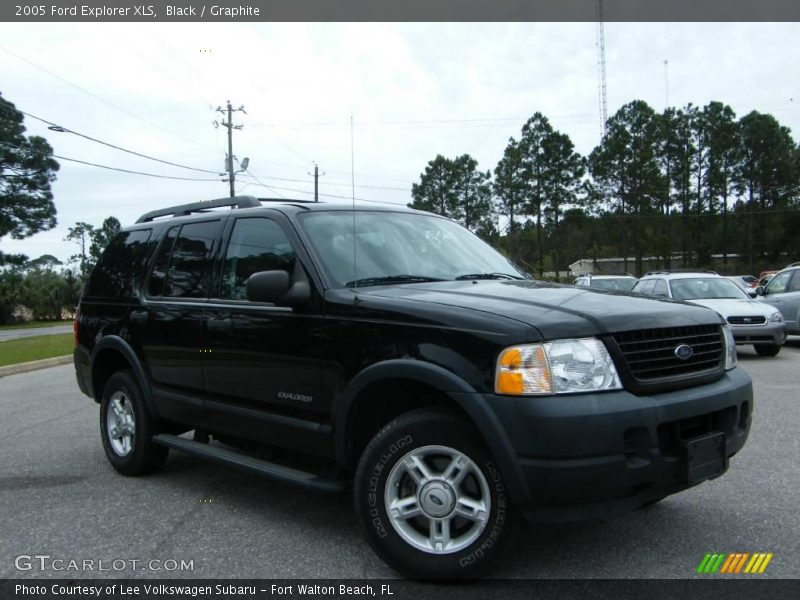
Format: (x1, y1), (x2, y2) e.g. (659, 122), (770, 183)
(215, 100), (246, 197)
(308, 162), (325, 202)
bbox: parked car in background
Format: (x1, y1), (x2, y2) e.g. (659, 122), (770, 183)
(756, 264), (800, 336)
(725, 276), (757, 298)
(634, 272), (786, 356)
(574, 274), (638, 292)
(737, 275), (758, 288)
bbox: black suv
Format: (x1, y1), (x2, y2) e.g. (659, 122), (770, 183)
(74, 196), (752, 578)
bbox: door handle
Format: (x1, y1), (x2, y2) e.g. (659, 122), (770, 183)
(130, 310), (149, 324)
(206, 317), (232, 332)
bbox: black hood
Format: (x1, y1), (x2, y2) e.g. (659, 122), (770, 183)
(358, 280), (723, 340)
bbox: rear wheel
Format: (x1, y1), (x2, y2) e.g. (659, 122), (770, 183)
(754, 344), (781, 357)
(353, 407), (517, 579)
(100, 370), (168, 475)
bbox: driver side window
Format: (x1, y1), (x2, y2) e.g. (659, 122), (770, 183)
(766, 270), (792, 295)
(220, 218), (296, 300)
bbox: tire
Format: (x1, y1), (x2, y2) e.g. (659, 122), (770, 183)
(100, 370), (168, 476)
(353, 407), (517, 579)
(754, 344), (781, 357)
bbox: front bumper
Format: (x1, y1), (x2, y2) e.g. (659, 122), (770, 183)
(730, 320), (786, 345)
(484, 367), (752, 522)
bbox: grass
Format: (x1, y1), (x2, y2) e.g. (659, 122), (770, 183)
(0, 333), (74, 367)
(0, 319), (70, 331)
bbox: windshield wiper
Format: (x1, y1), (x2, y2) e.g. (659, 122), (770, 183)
(455, 272), (524, 281)
(345, 275), (446, 288)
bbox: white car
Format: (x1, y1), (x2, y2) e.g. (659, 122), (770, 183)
(633, 272), (787, 357)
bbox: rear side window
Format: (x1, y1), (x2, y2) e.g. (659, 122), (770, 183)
(220, 218), (296, 300)
(653, 279), (668, 297)
(85, 229), (154, 299)
(788, 271), (800, 292)
(147, 221), (222, 298)
(633, 279), (656, 295)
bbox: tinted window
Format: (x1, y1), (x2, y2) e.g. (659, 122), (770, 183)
(148, 226), (178, 297)
(633, 279), (656, 295)
(220, 218), (296, 300)
(85, 229), (154, 298)
(765, 270), (792, 295)
(164, 221), (221, 298)
(788, 271), (800, 292)
(653, 279), (668, 297)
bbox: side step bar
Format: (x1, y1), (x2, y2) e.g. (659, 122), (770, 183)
(152, 434), (346, 493)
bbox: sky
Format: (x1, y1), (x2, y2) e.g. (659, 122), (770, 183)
(1, 22), (799, 264)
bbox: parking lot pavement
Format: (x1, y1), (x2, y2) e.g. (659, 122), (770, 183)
(1, 340), (799, 579)
(0, 324), (72, 343)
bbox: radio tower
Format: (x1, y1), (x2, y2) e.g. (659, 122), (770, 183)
(596, 0), (608, 135)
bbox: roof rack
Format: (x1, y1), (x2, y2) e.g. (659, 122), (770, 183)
(136, 196), (260, 223)
(257, 197), (319, 204)
(643, 269), (719, 276)
(785, 261), (800, 269)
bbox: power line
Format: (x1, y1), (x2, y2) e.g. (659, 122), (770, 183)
(51, 155), (221, 181)
(15, 109), (221, 174)
(0, 44), (220, 154)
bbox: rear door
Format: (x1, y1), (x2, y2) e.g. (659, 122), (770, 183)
(134, 219), (224, 425)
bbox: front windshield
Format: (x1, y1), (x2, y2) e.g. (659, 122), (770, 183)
(298, 210), (525, 287)
(590, 278), (637, 292)
(669, 278), (749, 301)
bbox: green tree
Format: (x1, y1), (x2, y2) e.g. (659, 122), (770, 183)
(493, 137), (526, 236)
(518, 113), (553, 276)
(589, 100), (666, 275)
(410, 154), (493, 234)
(542, 131), (585, 278)
(0, 92), (59, 256)
(65, 221), (95, 280)
(734, 111), (797, 269)
(701, 102), (739, 265)
(89, 216), (121, 265)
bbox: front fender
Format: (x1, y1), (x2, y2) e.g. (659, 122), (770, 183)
(335, 359), (531, 506)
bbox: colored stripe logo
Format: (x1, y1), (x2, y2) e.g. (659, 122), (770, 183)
(697, 553), (773, 574)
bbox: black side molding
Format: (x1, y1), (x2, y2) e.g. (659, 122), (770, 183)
(152, 434), (346, 493)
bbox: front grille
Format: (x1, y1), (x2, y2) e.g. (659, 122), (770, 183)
(612, 325), (723, 381)
(727, 315), (767, 325)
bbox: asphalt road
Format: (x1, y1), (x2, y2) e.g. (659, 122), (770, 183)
(1, 341), (799, 579)
(0, 325), (72, 342)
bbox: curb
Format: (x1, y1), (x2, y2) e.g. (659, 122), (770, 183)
(0, 355), (72, 378)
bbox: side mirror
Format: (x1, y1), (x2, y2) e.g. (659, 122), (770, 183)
(755, 286), (765, 296)
(746, 289), (757, 299)
(246, 271), (290, 303)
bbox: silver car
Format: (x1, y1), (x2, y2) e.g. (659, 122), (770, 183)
(756, 265), (800, 336)
(634, 272), (787, 357)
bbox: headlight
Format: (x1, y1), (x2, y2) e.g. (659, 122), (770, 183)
(496, 338), (622, 395)
(721, 324), (737, 370)
(769, 311), (784, 323)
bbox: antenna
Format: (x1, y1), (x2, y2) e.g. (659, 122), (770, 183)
(351, 115), (357, 290)
(595, 0), (608, 135)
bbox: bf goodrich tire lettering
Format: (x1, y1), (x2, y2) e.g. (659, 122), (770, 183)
(354, 408), (516, 579)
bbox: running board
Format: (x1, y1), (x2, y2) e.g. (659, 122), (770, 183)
(152, 434), (345, 493)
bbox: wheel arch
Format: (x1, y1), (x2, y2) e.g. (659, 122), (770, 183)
(91, 336), (157, 417)
(335, 359), (530, 505)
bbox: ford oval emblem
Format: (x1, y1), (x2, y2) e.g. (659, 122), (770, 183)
(674, 344), (694, 361)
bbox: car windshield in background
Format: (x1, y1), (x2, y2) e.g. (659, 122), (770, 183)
(298, 210), (526, 287)
(589, 278), (637, 292)
(670, 278), (749, 301)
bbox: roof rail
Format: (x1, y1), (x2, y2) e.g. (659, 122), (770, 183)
(136, 196), (260, 223)
(257, 197), (319, 204)
(643, 269), (719, 276)
(785, 261), (800, 269)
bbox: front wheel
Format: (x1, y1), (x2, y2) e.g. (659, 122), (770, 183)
(353, 407), (517, 579)
(754, 344), (781, 357)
